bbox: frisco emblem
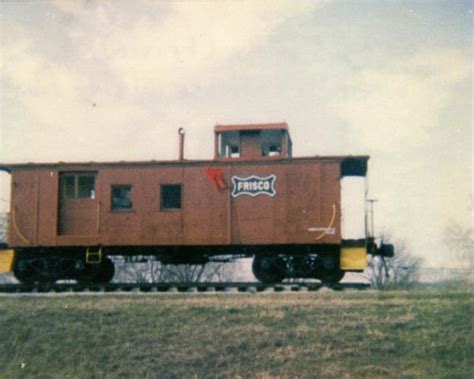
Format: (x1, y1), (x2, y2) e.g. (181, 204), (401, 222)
(231, 175), (277, 198)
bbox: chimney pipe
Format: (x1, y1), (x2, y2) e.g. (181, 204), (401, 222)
(178, 128), (185, 161)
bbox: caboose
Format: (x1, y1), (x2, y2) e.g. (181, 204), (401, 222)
(0, 123), (393, 284)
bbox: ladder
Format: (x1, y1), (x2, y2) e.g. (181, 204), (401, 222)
(85, 247), (102, 264)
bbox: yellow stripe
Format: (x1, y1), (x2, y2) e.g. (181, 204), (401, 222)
(12, 208), (31, 245)
(314, 203), (336, 241)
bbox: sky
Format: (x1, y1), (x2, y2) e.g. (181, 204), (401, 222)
(0, 0), (472, 268)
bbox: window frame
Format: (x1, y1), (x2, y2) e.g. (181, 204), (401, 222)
(218, 131), (241, 158)
(60, 172), (96, 200)
(110, 184), (133, 212)
(160, 184), (182, 211)
(261, 130), (282, 157)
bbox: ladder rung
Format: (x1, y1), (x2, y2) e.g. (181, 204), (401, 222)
(86, 248), (102, 264)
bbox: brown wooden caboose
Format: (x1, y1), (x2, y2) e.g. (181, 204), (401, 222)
(0, 123), (392, 284)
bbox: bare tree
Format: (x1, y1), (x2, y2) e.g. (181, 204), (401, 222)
(0, 213), (14, 284)
(159, 262), (236, 282)
(113, 258), (165, 283)
(365, 236), (422, 290)
(0, 212), (8, 244)
(444, 223), (473, 271)
(113, 256), (239, 283)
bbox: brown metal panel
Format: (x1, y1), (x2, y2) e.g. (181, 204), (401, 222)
(144, 167), (184, 245)
(229, 161), (341, 245)
(156, 170), (186, 244)
(100, 168), (146, 246)
(6, 158), (345, 248)
(182, 167), (227, 245)
(55, 236), (100, 246)
(315, 162), (341, 243)
(10, 171), (37, 246)
(59, 199), (97, 235)
(229, 164), (279, 244)
(240, 131), (262, 160)
(281, 130), (289, 158)
(97, 167), (188, 246)
(284, 163), (317, 240)
(270, 165), (290, 244)
(37, 170), (59, 245)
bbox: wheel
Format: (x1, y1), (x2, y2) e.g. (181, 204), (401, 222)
(76, 257), (115, 284)
(13, 257), (57, 285)
(13, 265), (37, 285)
(13, 258), (34, 284)
(317, 269), (345, 284)
(94, 257), (115, 284)
(252, 256), (286, 283)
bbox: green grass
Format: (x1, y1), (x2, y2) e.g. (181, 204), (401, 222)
(0, 286), (473, 378)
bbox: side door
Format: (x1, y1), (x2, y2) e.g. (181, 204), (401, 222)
(58, 172), (98, 236)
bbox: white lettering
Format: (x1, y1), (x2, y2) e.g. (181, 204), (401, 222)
(231, 175), (277, 198)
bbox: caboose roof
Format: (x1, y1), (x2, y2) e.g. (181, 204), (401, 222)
(214, 122), (288, 133)
(0, 155), (369, 173)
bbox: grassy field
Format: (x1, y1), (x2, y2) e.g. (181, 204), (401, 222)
(0, 285), (472, 378)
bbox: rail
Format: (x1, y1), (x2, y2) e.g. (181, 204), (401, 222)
(0, 282), (370, 294)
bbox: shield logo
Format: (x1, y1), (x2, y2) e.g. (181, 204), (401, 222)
(231, 175), (277, 198)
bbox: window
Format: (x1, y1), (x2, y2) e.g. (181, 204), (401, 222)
(218, 131), (240, 158)
(78, 175), (95, 197)
(60, 173), (96, 199)
(63, 175), (75, 198)
(268, 145), (281, 157)
(261, 130), (282, 157)
(161, 184), (182, 210)
(111, 185), (133, 211)
(229, 145), (240, 158)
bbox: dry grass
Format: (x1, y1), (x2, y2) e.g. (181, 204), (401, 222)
(0, 285), (472, 378)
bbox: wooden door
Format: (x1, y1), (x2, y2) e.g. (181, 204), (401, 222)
(58, 172), (98, 236)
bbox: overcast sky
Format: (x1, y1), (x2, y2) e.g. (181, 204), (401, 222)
(0, 1), (472, 267)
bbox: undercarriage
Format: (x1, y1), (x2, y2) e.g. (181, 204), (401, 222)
(13, 252), (115, 285)
(11, 245), (349, 285)
(251, 254), (344, 284)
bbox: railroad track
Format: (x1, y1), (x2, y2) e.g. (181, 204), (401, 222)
(0, 282), (370, 294)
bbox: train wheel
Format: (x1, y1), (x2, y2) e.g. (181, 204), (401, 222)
(13, 258), (31, 284)
(76, 257), (115, 284)
(252, 256), (286, 283)
(13, 257), (57, 285)
(94, 258), (115, 284)
(13, 263), (36, 285)
(317, 269), (345, 285)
